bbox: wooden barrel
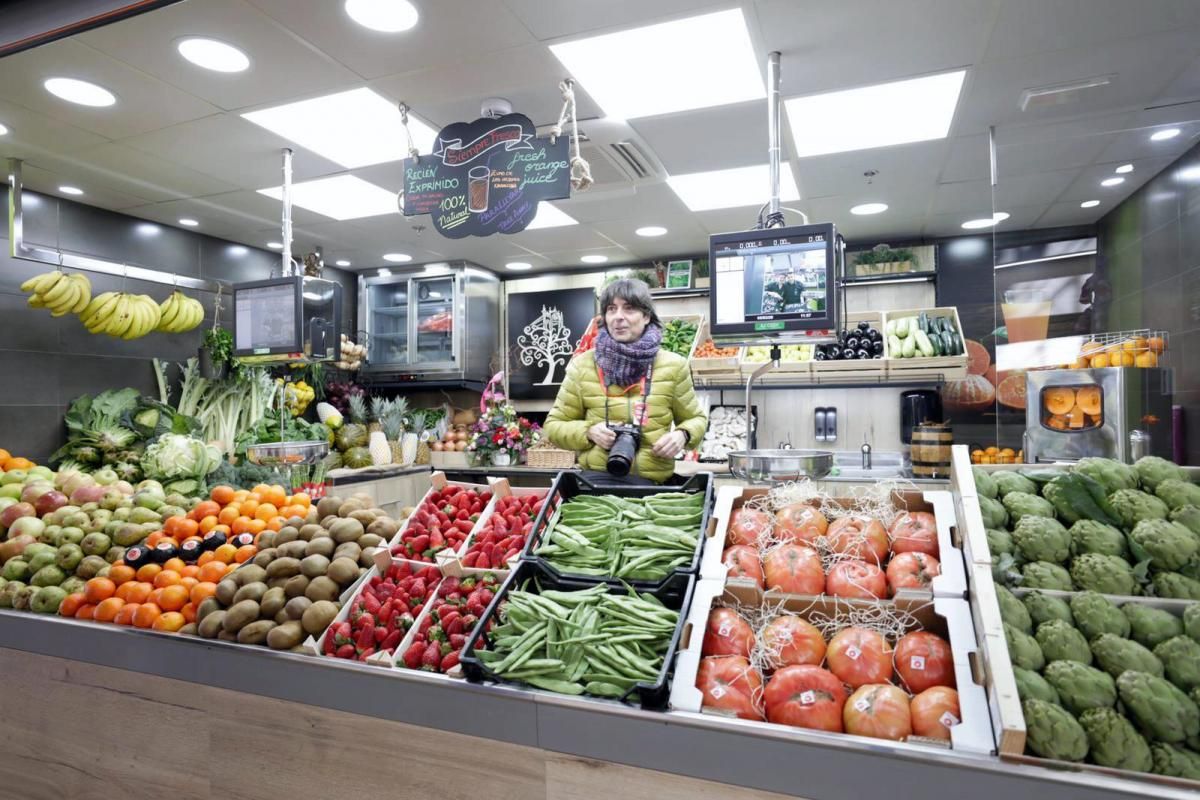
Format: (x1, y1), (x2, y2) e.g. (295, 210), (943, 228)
(911, 424), (953, 478)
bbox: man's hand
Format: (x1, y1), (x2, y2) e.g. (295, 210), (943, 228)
(651, 430), (688, 459)
(587, 423), (617, 450)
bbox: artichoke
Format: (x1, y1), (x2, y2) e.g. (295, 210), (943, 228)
(979, 495), (1009, 529)
(1021, 561), (1073, 591)
(1023, 590), (1074, 628)
(1070, 553), (1140, 596)
(1070, 592), (1130, 641)
(1003, 491), (1057, 525)
(1152, 571), (1200, 600)
(1118, 670), (1200, 744)
(1134, 456), (1187, 493)
(997, 585), (1033, 633)
(1022, 699), (1089, 762)
(1075, 457), (1139, 495)
(1005, 622), (1046, 671)
(994, 471), (1038, 498)
(973, 467), (999, 500)
(1069, 519), (1128, 559)
(1156, 479), (1200, 512)
(1044, 660), (1116, 715)
(1128, 518), (1200, 573)
(1184, 604), (1200, 644)
(986, 528), (1014, 557)
(1171, 505), (1200, 537)
(1012, 515), (1071, 564)
(1036, 620), (1093, 665)
(1042, 479), (1082, 524)
(1091, 633), (1164, 678)
(1123, 603), (1185, 649)
(1110, 489), (1170, 530)
(1079, 707), (1154, 772)
(1153, 635), (1200, 692)
(1151, 742), (1200, 779)
(1013, 666), (1060, 706)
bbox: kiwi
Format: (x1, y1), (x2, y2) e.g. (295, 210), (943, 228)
(267, 620), (305, 650)
(326, 557), (359, 587)
(197, 596), (221, 623)
(198, 610), (226, 639)
(267, 577), (289, 590)
(215, 578), (238, 606)
(260, 586), (287, 618)
(316, 496), (343, 519)
(284, 574), (311, 598)
(301, 554), (331, 579)
(178, 623), (198, 637)
(265, 557), (301, 580)
(286, 516), (307, 530)
(337, 501), (365, 519)
(277, 540), (308, 560)
(217, 630), (238, 642)
(302, 599), (340, 635)
(320, 515), (340, 529)
(274, 527), (300, 545)
(359, 548), (378, 568)
(222, 599), (261, 633)
(349, 509), (379, 527)
(235, 564), (267, 586)
(232, 581), (268, 605)
(358, 533), (385, 549)
(256, 531), (277, 550)
(252, 548), (278, 568)
(237, 620), (276, 645)
(333, 542), (361, 563)
(299, 524), (325, 542)
(305, 537), (336, 559)
(274, 609), (291, 625)
(305, 575), (340, 603)
(284, 596), (313, 620)
(366, 518), (399, 540)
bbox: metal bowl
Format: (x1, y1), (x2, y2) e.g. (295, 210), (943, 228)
(245, 440), (329, 467)
(728, 449), (834, 483)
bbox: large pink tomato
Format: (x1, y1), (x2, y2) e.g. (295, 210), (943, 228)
(843, 684), (912, 741)
(886, 552), (941, 596)
(889, 511), (939, 557)
(764, 665), (848, 733)
(761, 615), (827, 669)
(826, 559), (887, 599)
(723, 545), (765, 587)
(697, 655), (764, 720)
(702, 607), (755, 658)
(728, 507), (772, 547)
(894, 631), (955, 694)
(827, 516), (889, 564)
(826, 626), (893, 688)
(910, 686), (960, 740)
(774, 503), (828, 545)
(762, 544), (825, 595)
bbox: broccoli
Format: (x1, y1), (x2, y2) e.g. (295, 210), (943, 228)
(204, 461), (241, 490)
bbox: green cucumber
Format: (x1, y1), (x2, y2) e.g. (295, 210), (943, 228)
(929, 332), (943, 356)
(914, 329), (935, 357)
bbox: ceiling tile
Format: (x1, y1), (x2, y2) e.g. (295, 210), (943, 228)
(632, 101), (767, 176)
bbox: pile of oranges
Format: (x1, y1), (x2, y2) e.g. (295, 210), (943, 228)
(0, 448), (36, 471)
(59, 483), (313, 634)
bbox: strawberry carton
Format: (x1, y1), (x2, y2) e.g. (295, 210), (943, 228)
(438, 478), (548, 576)
(390, 472), (493, 563)
(395, 570), (503, 675)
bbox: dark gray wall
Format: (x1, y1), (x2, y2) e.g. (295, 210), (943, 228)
(0, 190), (357, 462)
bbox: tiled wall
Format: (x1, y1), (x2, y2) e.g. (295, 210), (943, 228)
(1097, 140), (1200, 463)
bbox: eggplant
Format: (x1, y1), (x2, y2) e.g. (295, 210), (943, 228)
(814, 347), (829, 361)
(845, 336), (860, 350)
(872, 340), (885, 356)
(828, 344), (843, 360)
(842, 348), (858, 360)
(857, 320), (871, 332)
(867, 329), (882, 343)
(856, 348), (871, 360)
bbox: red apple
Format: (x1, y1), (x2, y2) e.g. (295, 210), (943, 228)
(19, 482), (53, 505)
(0, 502), (36, 529)
(34, 490), (69, 517)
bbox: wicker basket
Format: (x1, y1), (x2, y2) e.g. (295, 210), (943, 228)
(525, 447), (577, 469)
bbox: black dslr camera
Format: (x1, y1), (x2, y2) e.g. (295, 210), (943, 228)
(606, 424), (643, 476)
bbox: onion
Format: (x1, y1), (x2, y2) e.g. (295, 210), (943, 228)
(431, 441), (445, 452)
(454, 440), (467, 452)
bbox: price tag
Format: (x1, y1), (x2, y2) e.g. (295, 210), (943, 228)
(717, 621), (733, 637)
(910, 655), (926, 671)
(853, 697), (871, 713)
(710, 685), (727, 700)
(799, 690), (816, 705)
(846, 645), (861, 661)
(940, 711), (960, 728)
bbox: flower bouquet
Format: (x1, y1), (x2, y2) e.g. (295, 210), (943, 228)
(467, 373), (541, 466)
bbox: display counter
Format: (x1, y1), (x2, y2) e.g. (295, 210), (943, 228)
(328, 464), (433, 512)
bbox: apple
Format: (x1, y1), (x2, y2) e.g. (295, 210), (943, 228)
(0, 484), (23, 500)
(6, 515), (45, 541)
(19, 482), (53, 505)
(34, 490), (69, 517)
(0, 470), (28, 486)
(61, 472), (95, 498)
(0, 498), (15, 515)
(0, 502), (35, 529)
(27, 466), (54, 482)
(69, 485), (107, 506)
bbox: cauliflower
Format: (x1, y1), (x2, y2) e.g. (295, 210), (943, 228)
(1110, 489), (1169, 530)
(994, 471), (1038, 498)
(1036, 619), (1093, 664)
(996, 585), (1033, 633)
(1153, 635), (1200, 692)
(986, 528), (1014, 557)
(1021, 561), (1073, 591)
(1117, 670), (1200, 744)
(1022, 699), (1089, 762)
(973, 467), (999, 500)
(1156, 479), (1200, 512)
(1134, 455), (1187, 493)
(1079, 707), (1153, 772)
(1044, 660), (1116, 715)
(1014, 666), (1060, 706)
(1091, 633), (1164, 678)
(1070, 591), (1130, 641)
(1074, 457), (1139, 494)
(1012, 515), (1071, 564)
(979, 495), (1009, 529)
(1152, 571), (1200, 600)
(1022, 590), (1074, 628)
(1128, 518), (1200, 573)
(1069, 519), (1128, 559)
(1070, 553), (1139, 596)
(1151, 742), (1200, 779)
(1005, 622), (1046, 671)
(1003, 491), (1056, 525)
(1123, 603), (1184, 649)
(1171, 505), (1200, 537)
(1185, 604), (1200, 644)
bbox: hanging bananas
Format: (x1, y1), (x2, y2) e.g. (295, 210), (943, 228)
(80, 292), (163, 339)
(155, 290), (205, 334)
(20, 270), (91, 317)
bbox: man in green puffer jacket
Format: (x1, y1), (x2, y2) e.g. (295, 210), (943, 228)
(545, 279), (707, 485)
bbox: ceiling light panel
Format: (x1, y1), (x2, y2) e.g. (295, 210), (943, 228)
(177, 37), (250, 72)
(785, 70), (966, 158)
(345, 0), (419, 32)
(258, 174), (398, 220)
(44, 77), (116, 107)
(242, 88), (436, 168)
(524, 202), (578, 230)
(549, 9), (764, 119)
(850, 203), (888, 215)
(667, 163), (800, 212)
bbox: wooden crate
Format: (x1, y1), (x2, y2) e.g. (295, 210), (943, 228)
(882, 306), (969, 381)
(809, 310), (885, 377)
(429, 450), (471, 469)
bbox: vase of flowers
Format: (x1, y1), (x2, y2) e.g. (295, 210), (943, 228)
(467, 372), (541, 467)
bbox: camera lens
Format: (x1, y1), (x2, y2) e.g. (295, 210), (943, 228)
(607, 428), (639, 475)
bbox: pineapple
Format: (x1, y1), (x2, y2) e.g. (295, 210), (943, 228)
(348, 392), (368, 427)
(381, 398), (408, 465)
(368, 430), (392, 466)
(368, 396), (388, 434)
(410, 413), (430, 466)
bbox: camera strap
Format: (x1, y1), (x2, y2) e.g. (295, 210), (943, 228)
(598, 361), (654, 430)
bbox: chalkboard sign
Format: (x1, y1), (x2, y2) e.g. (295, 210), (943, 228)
(401, 112), (571, 239)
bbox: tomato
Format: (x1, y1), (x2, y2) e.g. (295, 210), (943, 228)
(910, 686), (960, 740)
(843, 684), (912, 741)
(886, 552), (941, 596)
(761, 615), (826, 669)
(702, 607), (755, 658)
(826, 516), (889, 564)
(696, 655), (764, 720)
(728, 507), (772, 547)
(761, 544), (825, 595)
(894, 631), (955, 693)
(826, 626), (893, 687)
(764, 665), (847, 732)
(774, 503), (828, 545)
(825, 559), (887, 599)
(889, 511), (939, 557)
(722, 545), (765, 587)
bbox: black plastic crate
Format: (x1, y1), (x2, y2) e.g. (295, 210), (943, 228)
(518, 471), (713, 594)
(460, 560), (694, 710)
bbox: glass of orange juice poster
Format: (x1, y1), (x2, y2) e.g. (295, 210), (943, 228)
(1002, 288), (1052, 343)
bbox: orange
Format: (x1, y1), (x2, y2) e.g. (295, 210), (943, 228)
(162, 557), (187, 574)
(4, 457), (33, 471)
(181, 565), (200, 580)
(75, 603), (97, 620)
(251, 484), (271, 498)
(264, 486), (287, 508)
(210, 485), (236, 506)
(114, 602), (140, 626)
(1136, 350), (1158, 368)
(1090, 352), (1110, 368)
(218, 506), (241, 526)
(266, 517), (285, 533)
(153, 611), (186, 632)
(234, 544), (256, 563)
(253, 503), (278, 522)
(192, 500), (221, 521)
(1148, 336), (1166, 354)
(84, 577), (117, 604)
(158, 584), (189, 612)
(233, 489), (250, 503)
(213, 543), (238, 564)
(198, 561), (228, 584)
(179, 576), (199, 593)
(146, 531), (165, 548)
(153, 569), (182, 589)
(247, 518), (266, 535)
(997, 373), (1028, 410)
(239, 499), (260, 519)
(148, 588), (165, 607)
(231, 516), (255, 535)
(59, 593), (86, 618)
(190, 581), (218, 605)
(225, 563), (239, 577)
(127, 582), (154, 604)
(290, 492), (312, 509)
(164, 517), (199, 540)
(181, 602), (198, 624)
(199, 515), (219, 534)
(132, 603), (161, 629)
(0, 448), (9, 463)
(115, 582), (141, 602)
(108, 564), (136, 586)
(197, 551), (215, 567)
(94, 597), (126, 623)
(212, 524), (231, 538)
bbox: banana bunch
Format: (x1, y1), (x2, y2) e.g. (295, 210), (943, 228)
(20, 270), (92, 317)
(80, 292), (162, 339)
(277, 378), (315, 416)
(156, 290), (205, 333)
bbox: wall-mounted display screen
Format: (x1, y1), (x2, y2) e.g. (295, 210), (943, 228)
(233, 277), (302, 356)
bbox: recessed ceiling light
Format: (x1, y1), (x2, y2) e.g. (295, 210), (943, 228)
(383, 253), (412, 263)
(344, 0), (419, 32)
(850, 202), (888, 215)
(524, 202), (578, 229)
(1080, 200), (1100, 208)
(549, 9), (763, 119)
(1101, 177), (1125, 187)
(0, 123), (8, 136)
(228, 245), (248, 256)
(178, 218), (199, 227)
(1150, 128), (1181, 141)
(961, 212), (1009, 230)
(505, 262), (533, 271)
(267, 242), (283, 249)
(785, 70), (965, 157)
(1115, 163), (1133, 174)
(176, 37), (250, 73)
(635, 226), (667, 237)
(58, 185), (83, 196)
(378, 268), (392, 277)
(44, 77), (116, 107)
(242, 87), (436, 169)
(136, 223), (160, 236)
(581, 254), (609, 264)
(667, 163), (800, 212)
(259, 174), (398, 220)
(335, 259), (351, 267)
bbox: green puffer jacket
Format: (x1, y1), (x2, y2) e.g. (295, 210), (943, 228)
(545, 349), (707, 484)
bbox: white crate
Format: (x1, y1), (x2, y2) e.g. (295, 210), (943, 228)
(388, 471), (494, 557)
(436, 477), (547, 576)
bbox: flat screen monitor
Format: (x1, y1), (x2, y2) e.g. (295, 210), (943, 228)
(708, 223), (840, 337)
(233, 276), (303, 356)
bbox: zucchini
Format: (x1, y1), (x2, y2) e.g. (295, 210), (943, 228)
(914, 329), (935, 358)
(929, 332), (942, 356)
(901, 335), (917, 358)
(918, 311), (929, 334)
(885, 319), (897, 337)
(888, 334), (902, 357)
(948, 332), (962, 355)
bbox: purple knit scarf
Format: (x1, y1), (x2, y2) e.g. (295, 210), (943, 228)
(595, 324), (662, 387)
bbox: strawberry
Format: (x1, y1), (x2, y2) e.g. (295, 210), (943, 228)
(445, 616), (464, 635)
(421, 641), (441, 669)
(336, 643), (356, 659)
(374, 625), (388, 644)
(441, 651), (460, 672)
(462, 552), (480, 568)
(332, 621), (353, 647)
(382, 629), (402, 652)
(402, 642), (424, 668)
(363, 593), (382, 616)
(449, 633), (467, 649)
